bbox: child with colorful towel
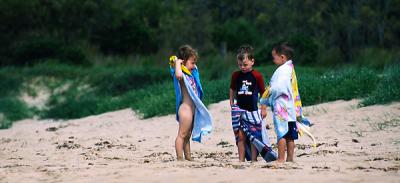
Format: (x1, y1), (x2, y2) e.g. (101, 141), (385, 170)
(260, 43), (302, 162)
(169, 45), (212, 161)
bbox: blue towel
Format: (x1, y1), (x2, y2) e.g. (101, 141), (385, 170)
(231, 105), (277, 162)
(170, 66), (212, 143)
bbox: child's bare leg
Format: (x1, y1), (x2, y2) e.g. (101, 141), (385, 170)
(237, 129), (246, 162)
(183, 128), (193, 161)
(175, 103), (194, 161)
(251, 144), (258, 162)
(286, 138), (295, 162)
(277, 138), (286, 163)
(175, 132), (184, 160)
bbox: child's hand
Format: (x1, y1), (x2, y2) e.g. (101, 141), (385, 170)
(176, 58), (183, 65)
(261, 105), (267, 119)
(261, 109), (267, 119)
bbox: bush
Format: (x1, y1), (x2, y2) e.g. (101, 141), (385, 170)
(5, 35), (90, 66)
(202, 78), (230, 106)
(10, 36), (63, 66)
(0, 70), (23, 96)
(59, 45), (91, 66)
(41, 85), (120, 119)
(254, 42), (274, 65)
(213, 18), (261, 52)
(316, 47), (345, 66)
(287, 35), (319, 65)
(198, 54), (236, 80)
(299, 67), (379, 106)
(129, 82), (176, 118)
(354, 48), (400, 69)
(361, 64), (400, 106)
(0, 114), (12, 129)
(90, 67), (170, 96)
(1, 56), (398, 129)
(0, 98), (32, 129)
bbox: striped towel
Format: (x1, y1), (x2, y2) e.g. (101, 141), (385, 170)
(231, 105), (277, 162)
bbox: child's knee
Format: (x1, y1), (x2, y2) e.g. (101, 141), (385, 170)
(178, 131), (191, 140)
(237, 132), (246, 142)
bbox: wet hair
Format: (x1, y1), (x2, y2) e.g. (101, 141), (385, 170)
(177, 45), (198, 64)
(237, 45), (254, 62)
(272, 42), (294, 60)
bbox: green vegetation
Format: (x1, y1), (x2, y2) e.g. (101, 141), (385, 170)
(0, 1), (399, 128)
(361, 64), (400, 106)
(1, 59), (399, 129)
(0, 0), (399, 68)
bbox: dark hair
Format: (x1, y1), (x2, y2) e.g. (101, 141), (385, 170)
(272, 42), (294, 60)
(177, 45), (198, 64)
(237, 44), (254, 61)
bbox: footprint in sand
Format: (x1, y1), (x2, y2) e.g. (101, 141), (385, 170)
(142, 152), (174, 163)
(93, 140), (136, 151)
(349, 166), (400, 172)
(94, 140), (113, 149)
(46, 124), (70, 132)
(193, 151), (234, 162)
(297, 149), (345, 157)
(216, 141), (234, 148)
(312, 166), (331, 171)
(261, 164), (302, 170)
(55, 140), (81, 149)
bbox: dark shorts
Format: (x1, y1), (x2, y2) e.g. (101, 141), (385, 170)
(283, 122), (298, 140)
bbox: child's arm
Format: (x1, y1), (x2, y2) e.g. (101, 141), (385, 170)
(260, 90), (268, 119)
(229, 73), (238, 107)
(229, 89), (236, 106)
(255, 72), (267, 119)
(175, 59), (184, 80)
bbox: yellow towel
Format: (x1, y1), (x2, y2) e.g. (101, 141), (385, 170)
(169, 55), (191, 76)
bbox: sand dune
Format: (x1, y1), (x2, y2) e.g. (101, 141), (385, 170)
(0, 100), (399, 183)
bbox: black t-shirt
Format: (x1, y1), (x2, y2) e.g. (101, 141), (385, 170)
(230, 70), (265, 111)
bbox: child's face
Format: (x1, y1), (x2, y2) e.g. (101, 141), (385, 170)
(272, 50), (286, 66)
(237, 57), (254, 73)
(184, 56), (197, 70)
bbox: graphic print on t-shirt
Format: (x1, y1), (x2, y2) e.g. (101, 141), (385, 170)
(230, 70), (265, 112)
(238, 80), (253, 95)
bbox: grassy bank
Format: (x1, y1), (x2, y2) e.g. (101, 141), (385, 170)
(0, 56), (399, 129)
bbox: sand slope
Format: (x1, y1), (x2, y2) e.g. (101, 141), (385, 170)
(0, 100), (399, 183)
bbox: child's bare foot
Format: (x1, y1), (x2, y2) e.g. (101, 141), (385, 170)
(177, 156), (184, 161)
(276, 159), (286, 163)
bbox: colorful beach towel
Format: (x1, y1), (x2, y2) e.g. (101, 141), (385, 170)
(169, 56), (212, 143)
(231, 105), (277, 162)
(290, 63), (316, 147)
(260, 60), (316, 146)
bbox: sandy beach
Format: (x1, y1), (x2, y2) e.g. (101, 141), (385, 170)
(1, 99), (399, 183)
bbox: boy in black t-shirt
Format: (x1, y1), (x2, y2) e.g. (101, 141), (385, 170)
(229, 45), (267, 162)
